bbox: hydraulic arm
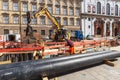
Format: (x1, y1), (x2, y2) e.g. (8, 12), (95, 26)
(33, 6), (70, 41)
(34, 6), (60, 31)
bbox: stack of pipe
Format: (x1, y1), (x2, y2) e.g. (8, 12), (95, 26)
(0, 50), (120, 80)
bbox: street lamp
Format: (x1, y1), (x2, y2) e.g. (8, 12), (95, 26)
(18, 0), (22, 47)
(79, 0), (82, 31)
(19, 0), (22, 43)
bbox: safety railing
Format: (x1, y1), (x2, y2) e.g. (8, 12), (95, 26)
(0, 39), (110, 63)
(73, 39), (110, 54)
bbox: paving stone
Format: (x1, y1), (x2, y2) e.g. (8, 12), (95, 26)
(50, 46), (120, 80)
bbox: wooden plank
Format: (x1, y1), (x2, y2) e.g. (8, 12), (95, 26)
(43, 77), (48, 80)
(0, 60), (11, 65)
(104, 60), (115, 66)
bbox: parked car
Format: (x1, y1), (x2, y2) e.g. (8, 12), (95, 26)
(70, 30), (83, 40)
(116, 34), (120, 45)
(86, 35), (94, 40)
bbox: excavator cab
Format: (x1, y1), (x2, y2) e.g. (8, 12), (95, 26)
(54, 29), (70, 41)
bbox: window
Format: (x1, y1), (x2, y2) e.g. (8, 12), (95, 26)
(76, 8), (80, 16)
(63, 7), (67, 15)
(4, 29), (9, 34)
(115, 5), (118, 16)
(88, 5), (91, 13)
(49, 30), (53, 37)
(55, 0), (60, 5)
(48, 19), (52, 25)
(106, 26), (110, 32)
(88, 18), (91, 21)
(106, 22), (110, 33)
(13, 2), (18, 11)
(97, 27), (101, 35)
(97, 2), (101, 14)
(40, 16), (45, 24)
(23, 16), (27, 24)
(69, 0), (73, 6)
(40, 0), (45, 3)
(48, 6), (53, 14)
(63, 0), (67, 5)
(31, 0), (36, 2)
(41, 30), (45, 35)
(32, 18), (37, 24)
(70, 8), (74, 15)
(106, 3), (110, 15)
(76, 0), (80, 6)
(47, 0), (52, 3)
(88, 25), (90, 28)
(56, 6), (60, 14)
(32, 4), (37, 11)
(3, 15), (9, 23)
(111, 7), (114, 15)
(33, 30), (37, 32)
(3, 1), (8, 10)
(22, 3), (28, 11)
(70, 18), (74, 26)
(63, 18), (68, 26)
(14, 30), (19, 34)
(9, 30), (13, 34)
(56, 17), (60, 24)
(92, 5), (96, 13)
(76, 19), (80, 26)
(13, 16), (19, 24)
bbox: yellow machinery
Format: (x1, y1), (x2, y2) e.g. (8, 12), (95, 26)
(33, 6), (70, 41)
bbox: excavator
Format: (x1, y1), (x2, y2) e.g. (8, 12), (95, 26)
(33, 6), (70, 42)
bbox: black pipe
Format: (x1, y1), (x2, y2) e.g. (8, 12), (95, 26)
(0, 51), (120, 80)
(0, 50), (111, 70)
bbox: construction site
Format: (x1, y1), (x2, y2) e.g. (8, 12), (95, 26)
(0, 0), (120, 80)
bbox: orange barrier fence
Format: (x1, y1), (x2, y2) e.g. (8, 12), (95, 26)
(0, 47), (43, 53)
(73, 39), (110, 54)
(0, 39), (110, 59)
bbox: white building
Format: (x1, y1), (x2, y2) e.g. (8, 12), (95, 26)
(81, 0), (120, 37)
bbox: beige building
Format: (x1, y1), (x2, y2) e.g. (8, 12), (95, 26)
(0, 0), (81, 39)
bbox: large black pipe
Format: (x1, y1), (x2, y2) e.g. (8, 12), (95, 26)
(0, 51), (120, 80)
(0, 50), (111, 70)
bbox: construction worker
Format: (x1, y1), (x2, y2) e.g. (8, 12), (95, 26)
(63, 29), (70, 40)
(63, 29), (74, 54)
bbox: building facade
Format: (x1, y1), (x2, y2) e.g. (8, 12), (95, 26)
(81, 0), (120, 37)
(0, 0), (81, 40)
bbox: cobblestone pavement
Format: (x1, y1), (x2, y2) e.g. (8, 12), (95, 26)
(110, 46), (120, 51)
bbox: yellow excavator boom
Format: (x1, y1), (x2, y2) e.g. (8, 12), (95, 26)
(33, 6), (70, 41)
(34, 6), (60, 31)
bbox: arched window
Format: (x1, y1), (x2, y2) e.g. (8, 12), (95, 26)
(106, 3), (110, 15)
(97, 2), (101, 14)
(115, 5), (118, 16)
